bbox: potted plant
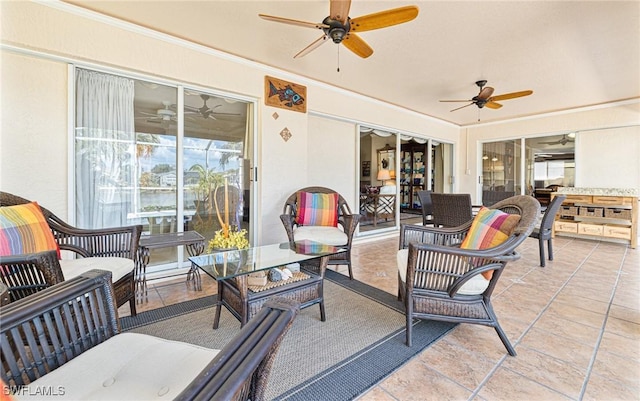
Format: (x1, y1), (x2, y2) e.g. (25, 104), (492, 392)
(206, 178), (249, 252)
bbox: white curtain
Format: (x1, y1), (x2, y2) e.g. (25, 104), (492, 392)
(75, 69), (135, 229)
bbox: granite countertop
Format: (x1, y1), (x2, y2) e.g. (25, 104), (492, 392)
(556, 187), (639, 197)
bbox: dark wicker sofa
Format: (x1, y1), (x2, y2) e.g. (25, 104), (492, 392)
(0, 269), (299, 401)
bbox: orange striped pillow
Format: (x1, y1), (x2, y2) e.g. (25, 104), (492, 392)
(0, 202), (58, 257)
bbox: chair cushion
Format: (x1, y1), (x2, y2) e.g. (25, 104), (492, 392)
(0, 202), (59, 258)
(397, 249), (489, 295)
(460, 206), (521, 279)
(293, 226), (348, 246)
(14, 332), (219, 401)
(60, 257), (134, 283)
(296, 192), (339, 227)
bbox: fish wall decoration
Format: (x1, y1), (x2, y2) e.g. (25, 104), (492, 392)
(264, 76), (307, 113)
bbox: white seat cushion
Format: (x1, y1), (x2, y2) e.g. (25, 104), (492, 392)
(397, 249), (489, 295)
(60, 257), (134, 283)
(293, 226), (348, 246)
(14, 333), (219, 401)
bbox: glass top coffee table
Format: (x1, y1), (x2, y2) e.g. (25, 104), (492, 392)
(189, 240), (343, 328)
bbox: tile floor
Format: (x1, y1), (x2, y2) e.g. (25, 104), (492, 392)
(119, 233), (640, 401)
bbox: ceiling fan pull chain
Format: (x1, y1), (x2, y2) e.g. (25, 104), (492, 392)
(337, 46), (340, 72)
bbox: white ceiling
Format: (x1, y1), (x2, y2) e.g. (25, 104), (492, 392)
(65, 1), (640, 126)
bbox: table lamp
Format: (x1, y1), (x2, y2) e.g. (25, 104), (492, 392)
(377, 169), (391, 186)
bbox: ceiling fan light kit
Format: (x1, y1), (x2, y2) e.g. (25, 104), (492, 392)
(259, 0), (419, 59)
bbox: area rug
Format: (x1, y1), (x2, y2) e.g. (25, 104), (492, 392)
(120, 271), (456, 400)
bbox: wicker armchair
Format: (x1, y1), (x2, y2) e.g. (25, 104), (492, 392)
(0, 191), (142, 315)
(398, 195), (540, 355)
(530, 194), (566, 267)
(280, 186), (360, 279)
(0, 269), (299, 401)
(430, 193), (474, 227)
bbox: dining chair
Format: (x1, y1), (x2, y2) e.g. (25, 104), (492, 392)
(430, 193), (473, 227)
(416, 190), (433, 226)
(529, 194), (567, 267)
(482, 190), (516, 207)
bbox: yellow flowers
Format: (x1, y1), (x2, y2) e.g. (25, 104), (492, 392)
(207, 228), (249, 251)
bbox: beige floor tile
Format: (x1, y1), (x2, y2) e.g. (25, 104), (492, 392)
(604, 316), (640, 340)
(417, 339), (497, 389)
(598, 331), (640, 361)
(377, 359), (473, 401)
(543, 302), (607, 329)
(582, 371), (640, 401)
(534, 314), (602, 347)
(501, 346), (587, 399)
(519, 327), (595, 370)
(591, 349), (640, 389)
(356, 386), (397, 401)
(478, 367), (573, 401)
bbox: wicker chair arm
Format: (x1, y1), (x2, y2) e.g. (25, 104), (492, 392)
(0, 250), (65, 302)
(174, 297), (300, 401)
(341, 213), (360, 243)
(411, 239), (521, 259)
(279, 214), (296, 245)
(49, 219), (143, 260)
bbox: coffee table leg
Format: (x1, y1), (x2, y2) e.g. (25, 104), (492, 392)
(186, 241), (205, 291)
(318, 255), (328, 322)
(136, 246), (150, 303)
(213, 280), (224, 329)
(187, 263), (202, 291)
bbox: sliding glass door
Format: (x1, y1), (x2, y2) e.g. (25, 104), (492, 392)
(358, 127), (398, 233)
(74, 68), (253, 274)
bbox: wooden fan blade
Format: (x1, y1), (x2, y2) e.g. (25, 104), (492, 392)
(330, 0), (351, 25)
(450, 103), (474, 112)
(259, 14), (329, 30)
(478, 87), (494, 100)
(489, 90), (533, 102)
(294, 35), (329, 58)
(350, 6), (419, 32)
(342, 33), (373, 58)
(485, 101), (503, 109)
(440, 99), (473, 103)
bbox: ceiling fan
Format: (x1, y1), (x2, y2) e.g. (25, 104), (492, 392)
(440, 80), (533, 112)
(183, 94), (240, 120)
(540, 134), (575, 146)
(136, 100), (177, 125)
(258, 0), (419, 59)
